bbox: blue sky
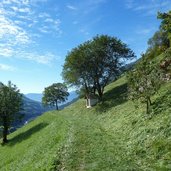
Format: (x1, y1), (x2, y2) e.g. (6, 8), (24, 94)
(0, 0), (170, 94)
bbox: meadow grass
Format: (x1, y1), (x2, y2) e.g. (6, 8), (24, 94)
(0, 74), (171, 170)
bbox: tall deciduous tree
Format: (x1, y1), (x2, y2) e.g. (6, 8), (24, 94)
(127, 55), (161, 114)
(0, 81), (23, 144)
(62, 35), (135, 99)
(42, 83), (69, 110)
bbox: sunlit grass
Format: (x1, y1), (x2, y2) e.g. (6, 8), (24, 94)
(0, 69), (171, 170)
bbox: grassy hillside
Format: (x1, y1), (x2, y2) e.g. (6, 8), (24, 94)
(0, 71), (171, 170)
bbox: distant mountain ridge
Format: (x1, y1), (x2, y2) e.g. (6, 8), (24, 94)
(25, 91), (78, 104)
(11, 96), (54, 131)
(24, 93), (43, 102)
(12, 92), (78, 131)
(22, 96), (53, 121)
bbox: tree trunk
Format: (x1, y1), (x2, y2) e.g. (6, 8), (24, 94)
(84, 82), (89, 97)
(96, 81), (103, 100)
(97, 88), (103, 100)
(92, 85), (96, 95)
(146, 97), (151, 114)
(55, 101), (58, 110)
(148, 97), (152, 105)
(2, 115), (8, 144)
(146, 100), (149, 114)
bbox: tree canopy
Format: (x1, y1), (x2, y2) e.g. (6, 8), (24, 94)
(158, 10), (171, 47)
(42, 83), (69, 110)
(0, 81), (23, 144)
(62, 35), (135, 99)
(146, 29), (169, 58)
(144, 10), (171, 60)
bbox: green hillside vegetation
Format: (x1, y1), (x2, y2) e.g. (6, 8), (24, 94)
(0, 96), (54, 138)
(0, 50), (171, 170)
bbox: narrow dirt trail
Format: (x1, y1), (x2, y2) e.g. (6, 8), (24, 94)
(56, 108), (136, 171)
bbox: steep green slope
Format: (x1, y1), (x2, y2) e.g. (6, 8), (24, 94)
(0, 111), (68, 170)
(55, 77), (171, 171)
(0, 75), (171, 170)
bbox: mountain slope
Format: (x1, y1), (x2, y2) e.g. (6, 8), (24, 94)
(0, 75), (170, 170)
(0, 53), (171, 170)
(22, 96), (52, 120)
(25, 91), (78, 104)
(12, 96), (54, 129)
(24, 93), (43, 102)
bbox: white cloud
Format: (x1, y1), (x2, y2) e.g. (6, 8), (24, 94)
(0, 46), (59, 65)
(0, 47), (14, 57)
(79, 28), (90, 36)
(81, 0), (107, 15)
(136, 28), (154, 35)
(125, 0), (135, 9)
(17, 52), (59, 64)
(65, 0), (106, 16)
(38, 26), (49, 33)
(0, 63), (15, 71)
(66, 5), (77, 10)
(125, 0), (171, 15)
(38, 19), (61, 35)
(2, 0), (19, 5)
(0, 0), (62, 65)
(45, 18), (54, 22)
(30, 0), (48, 4)
(38, 12), (50, 18)
(22, 0), (29, 5)
(0, 3), (31, 46)
(11, 6), (31, 13)
(1, 0), (62, 37)
(2, 0), (29, 6)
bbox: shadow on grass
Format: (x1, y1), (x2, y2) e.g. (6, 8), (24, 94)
(8, 122), (48, 146)
(96, 83), (128, 113)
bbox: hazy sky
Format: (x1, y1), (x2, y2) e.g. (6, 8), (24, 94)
(0, 0), (170, 93)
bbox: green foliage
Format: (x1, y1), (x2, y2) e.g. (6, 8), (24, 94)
(0, 81), (23, 143)
(146, 30), (169, 59)
(162, 48), (171, 72)
(127, 55), (162, 113)
(62, 34), (135, 99)
(145, 10), (171, 60)
(158, 10), (171, 46)
(148, 30), (169, 49)
(42, 83), (69, 110)
(76, 87), (88, 98)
